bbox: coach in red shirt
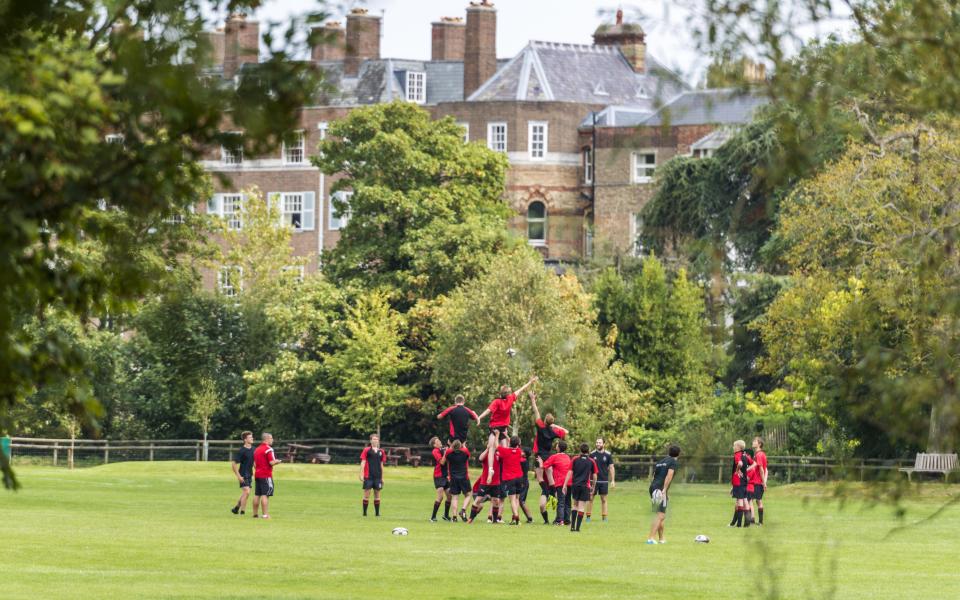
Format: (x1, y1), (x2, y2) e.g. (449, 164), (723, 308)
(252, 432), (281, 519)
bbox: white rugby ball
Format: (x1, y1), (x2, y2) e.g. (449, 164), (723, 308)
(694, 534), (710, 543)
(392, 527), (409, 536)
(506, 348), (517, 357)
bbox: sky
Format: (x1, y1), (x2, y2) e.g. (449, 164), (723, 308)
(247, 0), (854, 85)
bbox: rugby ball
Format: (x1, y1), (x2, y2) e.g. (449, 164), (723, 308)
(506, 348), (517, 357)
(694, 534), (710, 543)
(392, 527), (409, 536)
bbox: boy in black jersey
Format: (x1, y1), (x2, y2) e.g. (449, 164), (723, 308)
(647, 445), (680, 544)
(587, 437), (615, 522)
(360, 434), (387, 516)
(529, 391), (568, 496)
(442, 440), (471, 521)
(230, 431), (255, 515)
(562, 443), (598, 532)
(429, 437), (452, 521)
(437, 395), (480, 443)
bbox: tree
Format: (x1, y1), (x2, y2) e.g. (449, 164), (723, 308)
(188, 377), (221, 461)
(313, 101), (517, 305)
(758, 119), (960, 455)
(323, 293), (413, 436)
(0, 0), (325, 488)
(431, 249), (645, 448)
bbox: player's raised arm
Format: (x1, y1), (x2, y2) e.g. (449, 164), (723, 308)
(514, 375), (538, 397)
(476, 407), (490, 422)
(529, 391), (541, 422)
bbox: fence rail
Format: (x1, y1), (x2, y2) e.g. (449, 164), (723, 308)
(5, 437), (923, 483)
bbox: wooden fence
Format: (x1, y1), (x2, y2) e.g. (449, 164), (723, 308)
(6, 437), (922, 483)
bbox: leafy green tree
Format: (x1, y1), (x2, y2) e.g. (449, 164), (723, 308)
(0, 0), (325, 488)
(314, 101), (516, 305)
(431, 249), (644, 448)
(188, 377), (221, 460)
(323, 292), (413, 437)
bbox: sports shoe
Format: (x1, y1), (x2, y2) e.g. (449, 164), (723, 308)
(430, 518), (438, 522)
(261, 515), (271, 519)
(526, 517), (533, 524)
(658, 540), (667, 544)
(459, 509), (466, 520)
(602, 517), (607, 522)
(452, 517), (458, 522)
(442, 516), (452, 522)
(252, 515), (259, 518)
(231, 505), (240, 515)
(646, 539), (656, 545)
(585, 516), (591, 523)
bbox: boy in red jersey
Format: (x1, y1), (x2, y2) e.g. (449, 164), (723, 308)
(729, 439), (753, 527)
(750, 437), (768, 525)
(543, 440), (572, 525)
(252, 432), (282, 519)
(496, 435), (526, 525)
(529, 391), (568, 494)
(442, 440), (471, 521)
(562, 443), (598, 532)
(477, 376), (538, 484)
(360, 434), (387, 517)
(436, 395), (480, 443)
(468, 451), (498, 523)
(429, 437), (452, 522)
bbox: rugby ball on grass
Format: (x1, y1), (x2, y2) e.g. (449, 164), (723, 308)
(392, 527), (409, 536)
(694, 534), (710, 543)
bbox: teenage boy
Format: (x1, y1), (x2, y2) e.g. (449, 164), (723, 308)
(562, 443), (598, 532)
(360, 434), (387, 516)
(437, 395), (480, 443)
(231, 431), (255, 515)
(477, 376), (538, 484)
(252, 432), (281, 519)
(496, 435), (526, 525)
(443, 440), (471, 522)
(429, 437), (452, 522)
(647, 445), (680, 544)
(518, 445), (534, 523)
(543, 440), (572, 525)
(529, 391), (568, 496)
(729, 439), (753, 527)
(750, 437), (768, 525)
(587, 437), (615, 522)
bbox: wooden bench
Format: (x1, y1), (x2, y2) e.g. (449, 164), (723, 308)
(309, 452), (332, 464)
(899, 452), (958, 481)
(283, 443), (313, 464)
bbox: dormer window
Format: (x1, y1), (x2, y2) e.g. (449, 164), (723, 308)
(405, 71), (426, 104)
(636, 86), (649, 99)
(593, 82), (609, 96)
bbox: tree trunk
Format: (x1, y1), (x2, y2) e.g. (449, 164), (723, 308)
(928, 395), (958, 452)
(202, 430), (209, 462)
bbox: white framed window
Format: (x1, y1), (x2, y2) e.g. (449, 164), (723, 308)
(272, 191), (316, 231)
(527, 201), (547, 246)
(165, 214), (185, 225)
(582, 147), (594, 184)
(329, 190), (353, 231)
(282, 265), (305, 284)
(632, 151), (657, 183)
(528, 121), (547, 160)
(208, 193), (244, 230)
(218, 266), (243, 297)
(693, 148), (714, 159)
(283, 131), (305, 165)
(105, 134), (125, 145)
(487, 122), (507, 153)
(405, 71), (426, 104)
(457, 122), (470, 143)
(630, 212), (644, 257)
(221, 133), (243, 166)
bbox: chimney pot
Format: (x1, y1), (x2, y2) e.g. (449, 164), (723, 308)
(593, 20), (645, 72)
(311, 22), (346, 62)
(464, 2), (497, 98)
(432, 18), (466, 61)
(344, 11), (381, 76)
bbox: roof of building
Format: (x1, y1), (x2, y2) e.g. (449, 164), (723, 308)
(690, 127), (738, 150)
(639, 89), (768, 127)
(467, 41), (689, 106)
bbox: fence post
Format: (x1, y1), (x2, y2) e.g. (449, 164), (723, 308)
(104, 440), (110, 465)
(68, 439), (74, 470)
(195, 442), (200, 462)
(718, 462), (723, 483)
(787, 463), (791, 484)
(149, 443), (155, 462)
(53, 442), (59, 467)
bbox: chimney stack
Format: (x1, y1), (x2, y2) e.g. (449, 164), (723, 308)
(198, 29), (225, 68)
(463, 1), (497, 99)
(432, 17), (466, 61)
(593, 9), (646, 73)
(344, 8), (381, 77)
(311, 22), (346, 62)
(223, 13), (259, 79)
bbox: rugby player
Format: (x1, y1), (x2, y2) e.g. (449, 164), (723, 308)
(436, 395), (480, 443)
(647, 445), (680, 544)
(543, 440), (572, 525)
(442, 440), (471, 522)
(360, 434), (387, 517)
(562, 443), (598, 532)
(750, 437), (768, 525)
(429, 437), (452, 522)
(729, 439), (752, 527)
(587, 437), (615, 522)
(529, 391), (567, 496)
(230, 431), (255, 515)
(477, 376), (538, 484)
(496, 435), (526, 525)
(252, 432), (281, 519)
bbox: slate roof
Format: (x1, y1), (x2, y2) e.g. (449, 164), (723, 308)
(640, 89), (768, 127)
(468, 41), (689, 107)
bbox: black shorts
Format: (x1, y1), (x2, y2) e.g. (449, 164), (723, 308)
(363, 478), (383, 490)
(449, 477), (471, 495)
(539, 480), (553, 497)
(434, 476), (449, 490)
(593, 481), (609, 496)
(448, 433), (468, 444)
(254, 477), (274, 497)
(731, 484), (748, 499)
(750, 484), (765, 500)
(571, 484), (591, 503)
(519, 478), (530, 503)
(536, 450), (552, 464)
(239, 476), (252, 489)
(487, 428), (509, 441)
(503, 477), (525, 496)
(482, 484), (504, 499)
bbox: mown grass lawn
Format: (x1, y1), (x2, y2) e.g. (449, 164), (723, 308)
(2, 462), (959, 599)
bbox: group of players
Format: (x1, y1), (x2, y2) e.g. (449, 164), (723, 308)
(729, 437), (768, 527)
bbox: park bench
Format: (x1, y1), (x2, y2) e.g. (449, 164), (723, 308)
(384, 447), (422, 468)
(899, 452), (958, 481)
(283, 443), (313, 463)
(309, 450), (332, 464)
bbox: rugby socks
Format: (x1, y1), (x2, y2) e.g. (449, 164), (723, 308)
(444, 500), (451, 519)
(363, 500), (369, 516)
(758, 508), (764, 524)
(541, 510), (550, 524)
(576, 511), (585, 531)
(374, 500), (381, 516)
(602, 512), (607, 521)
(432, 501), (441, 520)
(469, 506), (481, 521)
(730, 508), (739, 526)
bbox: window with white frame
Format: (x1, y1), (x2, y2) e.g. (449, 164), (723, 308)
(164, 214), (185, 225)
(105, 134), (125, 145)
(457, 122), (469, 143)
(405, 71), (426, 104)
(487, 122), (507, 153)
(629, 213), (644, 257)
(693, 148), (714, 159)
(223, 194), (243, 230)
(218, 266), (242, 297)
(283, 131), (305, 164)
(282, 265), (305, 284)
(528, 121), (547, 159)
(275, 191), (315, 231)
(632, 151), (657, 183)
(329, 190), (353, 230)
(221, 134), (243, 165)
(527, 201), (547, 245)
(583, 147), (594, 184)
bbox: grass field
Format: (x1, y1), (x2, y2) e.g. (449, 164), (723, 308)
(2, 462), (959, 599)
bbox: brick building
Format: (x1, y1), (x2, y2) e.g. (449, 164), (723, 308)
(200, 4), (766, 292)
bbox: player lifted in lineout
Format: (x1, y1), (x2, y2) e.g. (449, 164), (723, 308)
(476, 376), (538, 485)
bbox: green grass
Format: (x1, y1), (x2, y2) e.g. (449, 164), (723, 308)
(2, 462), (959, 599)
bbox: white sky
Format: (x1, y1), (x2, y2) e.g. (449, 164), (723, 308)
(248, 0), (854, 84)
